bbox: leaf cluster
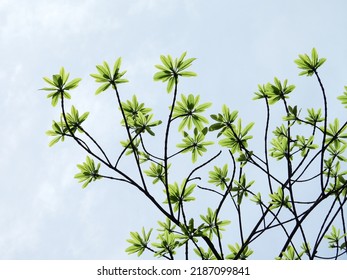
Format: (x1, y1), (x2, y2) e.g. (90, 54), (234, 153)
(324, 225), (347, 250)
(121, 95), (162, 136)
(199, 208), (231, 239)
(176, 127), (213, 163)
(324, 118), (347, 146)
(144, 162), (169, 184)
(153, 52), (197, 93)
(173, 94), (211, 131)
(226, 243), (253, 260)
(337, 86), (347, 108)
(46, 106), (89, 146)
(74, 156), (101, 188)
(90, 58), (128, 95)
(294, 48), (326, 76)
(208, 164), (230, 190)
(209, 105), (238, 137)
(253, 78), (295, 105)
(163, 180), (196, 212)
(41, 67), (81, 106)
(231, 174), (254, 205)
(218, 118), (254, 154)
(268, 187), (292, 210)
(125, 227), (153, 257)
(276, 245), (304, 260)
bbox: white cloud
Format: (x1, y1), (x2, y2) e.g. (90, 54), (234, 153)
(0, 0), (123, 57)
(127, 0), (168, 15)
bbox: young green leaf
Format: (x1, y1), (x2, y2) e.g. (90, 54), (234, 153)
(276, 246), (304, 260)
(268, 187), (292, 210)
(208, 164), (230, 190)
(209, 105), (238, 137)
(173, 94), (211, 132)
(218, 118), (254, 153)
(74, 156), (101, 188)
(324, 225), (347, 249)
(294, 48), (326, 76)
(144, 162), (168, 184)
(152, 231), (179, 258)
(40, 67), (81, 106)
(231, 174), (255, 205)
(323, 118), (347, 146)
(64, 105), (89, 133)
(200, 208), (231, 239)
(337, 86), (347, 108)
(176, 128), (213, 163)
(163, 180), (196, 212)
(46, 120), (67, 147)
(90, 58), (128, 95)
(264, 77), (295, 105)
(226, 243), (253, 260)
(125, 227), (153, 257)
(153, 52), (197, 93)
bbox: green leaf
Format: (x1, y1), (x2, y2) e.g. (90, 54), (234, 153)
(166, 77), (175, 93)
(91, 58), (128, 90)
(126, 227), (153, 256)
(324, 225), (347, 249)
(153, 71), (171, 81)
(157, 218), (176, 234)
(231, 174), (254, 205)
(64, 78), (82, 90)
(144, 162), (168, 184)
(250, 192), (262, 205)
(41, 68), (80, 106)
(324, 118), (347, 146)
(337, 86), (347, 108)
(60, 67), (69, 85)
(163, 180), (196, 212)
(270, 136), (294, 161)
(74, 156), (101, 188)
(209, 105), (238, 138)
(193, 247), (217, 260)
(253, 84), (268, 100)
(226, 243), (253, 260)
(173, 94), (211, 132)
(208, 164), (230, 190)
(200, 208), (231, 239)
(115, 78), (129, 84)
(113, 57), (122, 76)
(276, 246), (304, 260)
(95, 82), (111, 95)
(306, 108), (324, 124)
(265, 78), (295, 105)
(178, 57), (196, 71)
(218, 118), (254, 153)
(269, 186), (292, 210)
(64, 106), (89, 133)
(179, 71), (197, 77)
(43, 77), (56, 87)
(152, 231), (178, 258)
(90, 73), (109, 83)
(294, 135), (318, 157)
(45, 120), (67, 146)
(160, 54), (172, 69)
(176, 128), (213, 163)
(294, 48), (326, 76)
(103, 61), (112, 77)
(154, 52), (197, 93)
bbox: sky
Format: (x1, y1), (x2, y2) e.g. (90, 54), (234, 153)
(1, 0), (347, 260)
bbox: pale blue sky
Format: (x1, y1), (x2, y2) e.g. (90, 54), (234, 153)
(1, 0), (347, 259)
